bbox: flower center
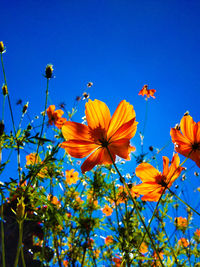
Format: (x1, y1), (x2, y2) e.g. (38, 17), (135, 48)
(155, 175), (167, 187)
(192, 142), (200, 151)
(89, 127), (109, 147)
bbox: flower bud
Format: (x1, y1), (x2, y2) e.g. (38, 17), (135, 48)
(0, 121), (4, 136)
(22, 102), (29, 114)
(2, 84), (8, 96)
(16, 197), (25, 221)
(45, 64), (53, 79)
(87, 82), (93, 87)
(0, 42), (5, 53)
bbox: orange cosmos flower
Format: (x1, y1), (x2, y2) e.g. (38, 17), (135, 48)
(47, 195), (61, 208)
(46, 105), (67, 129)
(132, 154), (185, 202)
(178, 238), (189, 248)
(139, 242), (148, 254)
(60, 99), (137, 173)
(102, 204), (113, 216)
(65, 169), (79, 185)
(138, 84), (156, 99)
(175, 217), (188, 229)
(195, 229), (200, 237)
(105, 235), (114, 246)
(63, 260), (69, 267)
(26, 153), (47, 178)
(170, 114), (200, 168)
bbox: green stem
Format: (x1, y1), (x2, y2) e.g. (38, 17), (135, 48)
(1, 53), (16, 135)
(106, 147), (164, 267)
(137, 152), (190, 252)
(36, 78), (49, 160)
(1, 194), (5, 267)
(168, 188), (200, 217)
(14, 221), (24, 267)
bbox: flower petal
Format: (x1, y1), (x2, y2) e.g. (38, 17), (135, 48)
(107, 100), (136, 138)
(62, 121), (91, 141)
(85, 99), (111, 130)
(170, 128), (192, 156)
(109, 118), (137, 141)
(180, 115), (196, 143)
(135, 163), (160, 182)
(162, 156), (169, 177)
(60, 140), (98, 158)
(81, 148), (103, 173)
(109, 139), (132, 160)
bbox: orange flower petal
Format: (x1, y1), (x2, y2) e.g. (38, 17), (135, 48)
(110, 118), (138, 141)
(109, 139), (132, 160)
(81, 148), (103, 173)
(133, 182), (161, 195)
(62, 121), (90, 141)
(85, 99), (111, 130)
(180, 115), (196, 143)
(162, 156), (169, 177)
(135, 163), (160, 182)
(107, 100), (136, 138)
(60, 140), (98, 158)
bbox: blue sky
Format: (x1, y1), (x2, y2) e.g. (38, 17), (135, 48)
(1, 0), (200, 209)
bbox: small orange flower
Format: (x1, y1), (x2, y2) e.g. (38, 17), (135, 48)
(102, 204), (113, 216)
(105, 235), (114, 246)
(170, 114), (200, 168)
(60, 99), (137, 173)
(195, 229), (200, 237)
(140, 242), (148, 254)
(47, 195), (61, 208)
(46, 105), (67, 129)
(175, 217), (188, 229)
(63, 260), (69, 267)
(178, 238), (189, 248)
(152, 251), (164, 267)
(132, 154), (185, 202)
(112, 256), (124, 267)
(26, 153), (47, 178)
(138, 85), (156, 99)
(65, 169), (79, 185)
(94, 249), (100, 258)
(116, 185), (138, 204)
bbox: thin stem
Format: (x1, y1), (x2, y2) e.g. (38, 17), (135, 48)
(20, 224), (26, 267)
(54, 233), (62, 267)
(106, 147), (164, 267)
(1, 194), (5, 267)
(36, 78), (49, 159)
(14, 221), (24, 267)
(137, 152), (190, 252)
(168, 188), (200, 216)
(1, 54), (16, 135)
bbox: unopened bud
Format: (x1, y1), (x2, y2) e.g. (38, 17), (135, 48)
(22, 102), (29, 114)
(0, 42), (5, 53)
(2, 84), (8, 96)
(16, 197), (25, 221)
(83, 92), (89, 99)
(45, 64), (53, 79)
(87, 82), (93, 87)
(0, 121), (4, 136)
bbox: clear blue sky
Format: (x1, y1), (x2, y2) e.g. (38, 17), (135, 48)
(1, 0), (200, 207)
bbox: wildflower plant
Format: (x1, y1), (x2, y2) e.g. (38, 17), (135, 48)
(0, 43), (200, 267)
